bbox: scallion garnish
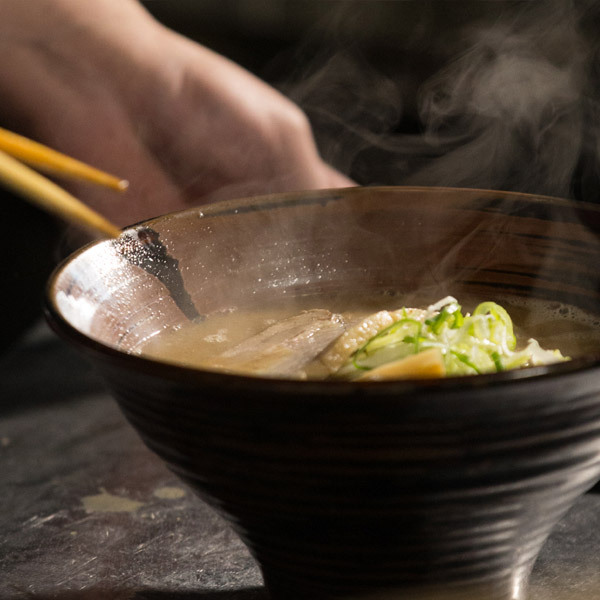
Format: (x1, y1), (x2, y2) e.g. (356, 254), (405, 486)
(337, 297), (568, 379)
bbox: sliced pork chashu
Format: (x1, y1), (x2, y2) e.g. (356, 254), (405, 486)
(214, 309), (346, 378)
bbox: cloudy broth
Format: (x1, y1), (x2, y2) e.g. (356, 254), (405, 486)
(138, 292), (600, 378)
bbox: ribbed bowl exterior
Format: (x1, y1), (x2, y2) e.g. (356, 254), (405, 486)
(100, 362), (600, 600)
(46, 187), (600, 600)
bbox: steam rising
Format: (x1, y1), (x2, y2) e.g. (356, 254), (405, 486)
(286, 1), (600, 202)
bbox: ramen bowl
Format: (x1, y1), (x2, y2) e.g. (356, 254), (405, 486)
(46, 187), (600, 600)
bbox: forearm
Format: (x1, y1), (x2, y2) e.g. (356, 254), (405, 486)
(0, 0), (160, 65)
(0, 0), (162, 134)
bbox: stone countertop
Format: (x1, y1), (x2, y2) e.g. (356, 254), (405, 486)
(1, 323), (599, 600)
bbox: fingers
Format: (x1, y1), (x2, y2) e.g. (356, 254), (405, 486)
(144, 33), (353, 201)
(314, 162), (357, 189)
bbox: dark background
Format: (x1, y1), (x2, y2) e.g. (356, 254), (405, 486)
(2, 1), (599, 349)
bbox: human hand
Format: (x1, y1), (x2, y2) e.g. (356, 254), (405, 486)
(0, 0), (353, 228)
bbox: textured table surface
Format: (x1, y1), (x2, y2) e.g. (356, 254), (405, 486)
(1, 323), (599, 600)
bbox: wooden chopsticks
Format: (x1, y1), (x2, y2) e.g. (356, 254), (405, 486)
(0, 127), (127, 238)
(0, 127), (128, 191)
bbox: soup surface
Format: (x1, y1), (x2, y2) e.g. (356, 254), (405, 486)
(137, 293), (600, 380)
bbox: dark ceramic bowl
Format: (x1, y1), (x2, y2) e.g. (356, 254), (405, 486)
(46, 187), (600, 600)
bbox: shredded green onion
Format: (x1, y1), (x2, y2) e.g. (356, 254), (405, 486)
(337, 296), (569, 379)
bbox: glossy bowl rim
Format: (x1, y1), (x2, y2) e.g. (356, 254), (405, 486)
(44, 185), (600, 394)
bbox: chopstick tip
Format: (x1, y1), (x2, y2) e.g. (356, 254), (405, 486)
(117, 179), (129, 191)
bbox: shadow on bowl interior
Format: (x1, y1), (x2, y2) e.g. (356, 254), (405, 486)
(46, 186), (600, 600)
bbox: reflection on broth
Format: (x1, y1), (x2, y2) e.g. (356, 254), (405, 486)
(138, 293), (600, 380)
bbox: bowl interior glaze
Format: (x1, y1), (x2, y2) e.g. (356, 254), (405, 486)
(46, 187), (600, 600)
